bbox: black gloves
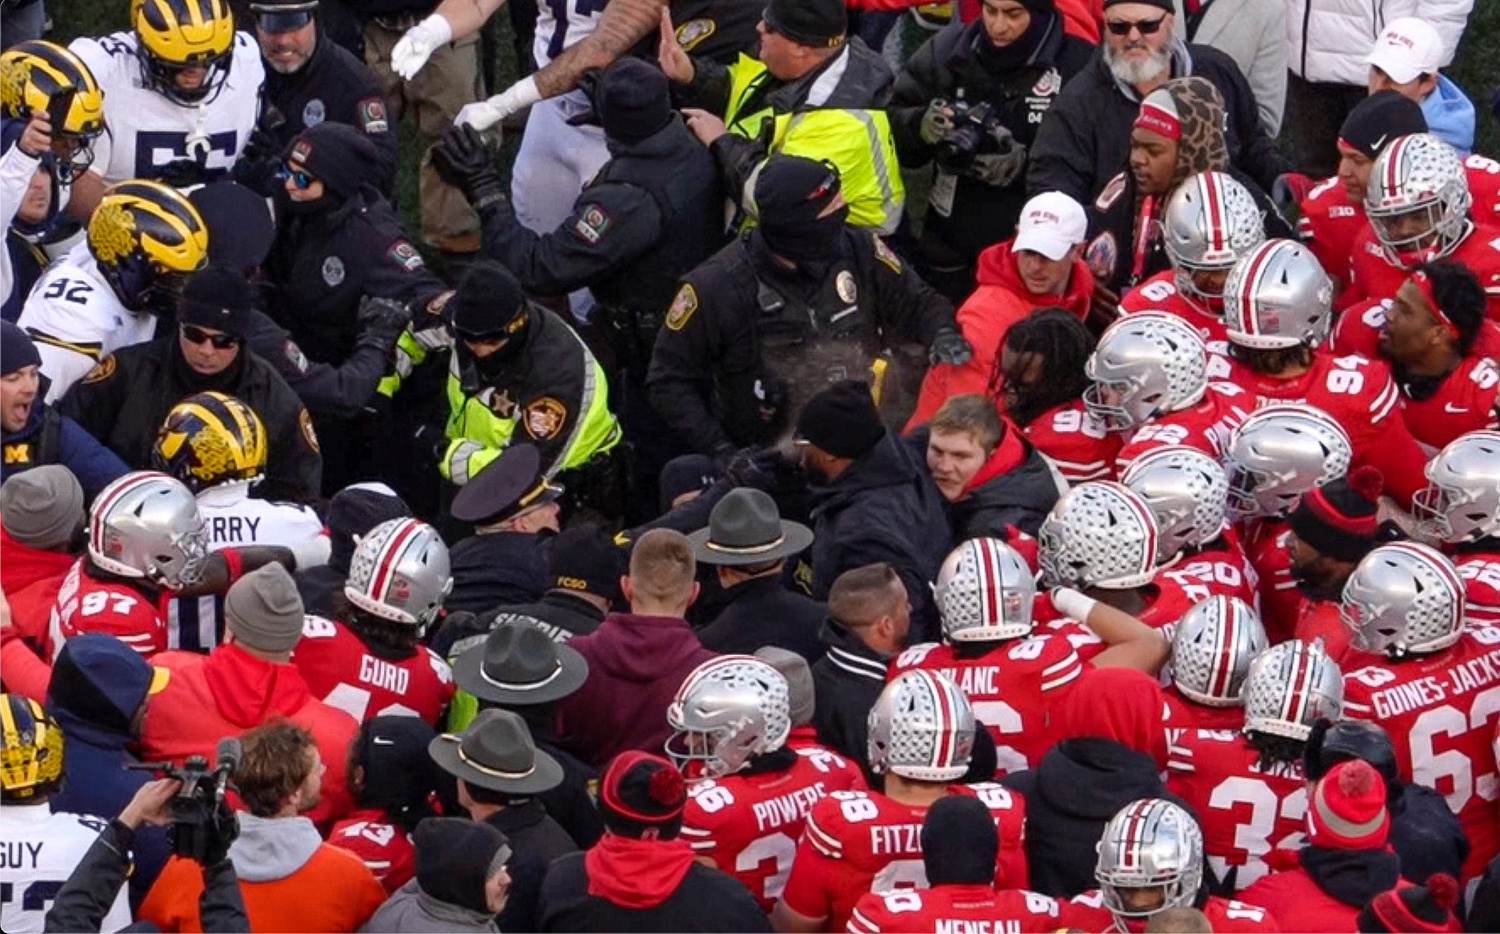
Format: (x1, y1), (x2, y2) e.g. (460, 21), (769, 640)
(432, 124), (505, 211)
(928, 325), (973, 366)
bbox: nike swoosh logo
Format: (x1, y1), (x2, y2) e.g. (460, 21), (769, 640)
(1446, 403), (1469, 414)
(372, 737), (395, 746)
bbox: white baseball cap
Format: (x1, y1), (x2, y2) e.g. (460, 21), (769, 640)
(1366, 17), (1443, 86)
(1013, 192), (1087, 261)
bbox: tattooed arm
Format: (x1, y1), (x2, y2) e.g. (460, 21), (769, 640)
(532, 0), (669, 96)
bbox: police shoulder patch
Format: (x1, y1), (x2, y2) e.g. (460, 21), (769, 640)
(676, 18), (716, 51)
(665, 283), (699, 331)
(388, 241), (425, 272)
(299, 409), (320, 453)
(283, 340), (310, 375)
(1095, 172), (1128, 212)
(359, 97), (390, 134)
(522, 397), (568, 441)
(572, 204), (612, 245)
(872, 235), (902, 273)
(83, 355), (116, 384)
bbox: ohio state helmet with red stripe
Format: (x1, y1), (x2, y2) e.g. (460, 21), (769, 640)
(1161, 171), (1267, 310)
(1038, 482), (1160, 590)
(1120, 445), (1229, 562)
(1340, 542), (1466, 659)
(88, 470), (208, 590)
(1242, 640), (1343, 741)
(1095, 799), (1205, 928)
(867, 670), (975, 781)
(666, 655), (791, 778)
(344, 517), (452, 628)
(1171, 596), (1268, 708)
(1365, 133), (1471, 269)
(1083, 313), (1208, 431)
(1223, 404), (1352, 519)
(936, 538), (1036, 642)
(1413, 430), (1500, 545)
(1223, 239), (1334, 350)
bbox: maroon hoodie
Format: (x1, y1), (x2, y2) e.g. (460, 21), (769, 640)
(556, 613), (716, 768)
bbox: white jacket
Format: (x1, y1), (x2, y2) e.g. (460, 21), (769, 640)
(1286, 0), (1474, 86)
(1176, 0), (1287, 135)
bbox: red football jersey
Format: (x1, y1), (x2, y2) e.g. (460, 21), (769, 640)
(1348, 221), (1500, 319)
(292, 616), (455, 725)
(1452, 550), (1500, 626)
(1299, 178), (1368, 303)
(848, 884), (1085, 934)
(48, 559), (168, 658)
(681, 746), (867, 912)
(1136, 568), (1217, 631)
(780, 784), (1027, 933)
(1396, 355), (1500, 454)
(1342, 627), (1500, 878)
(1163, 686), (1245, 748)
(1021, 400), (1121, 484)
(1118, 273), (1235, 381)
(1226, 350), (1427, 506)
(327, 809), (416, 894)
(1069, 890), (1281, 933)
(1166, 730), (1308, 890)
(1115, 382), (1253, 474)
(1291, 597), (1354, 666)
(1330, 297), (1500, 361)
(890, 636), (1085, 776)
(1241, 519), (1299, 644)
(1470, 153), (1500, 227)
(1153, 549), (1260, 616)
(1030, 603), (1108, 664)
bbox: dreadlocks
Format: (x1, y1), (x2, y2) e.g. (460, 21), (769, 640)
(990, 307), (1096, 426)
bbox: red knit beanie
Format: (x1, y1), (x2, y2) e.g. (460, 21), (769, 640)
(1357, 874), (1463, 933)
(1307, 759), (1390, 849)
(1286, 466), (1384, 562)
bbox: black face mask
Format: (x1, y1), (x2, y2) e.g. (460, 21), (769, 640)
(758, 201), (850, 265)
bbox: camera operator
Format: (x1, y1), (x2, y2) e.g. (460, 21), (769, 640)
(44, 779), (249, 934)
(889, 0), (1093, 303)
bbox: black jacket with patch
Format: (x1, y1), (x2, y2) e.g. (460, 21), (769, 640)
(697, 576), (826, 663)
(811, 616), (892, 780)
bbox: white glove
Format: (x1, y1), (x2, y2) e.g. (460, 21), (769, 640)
(456, 76), (542, 130)
(391, 13), (452, 81)
(1050, 587), (1098, 623)
(287, 534), (332, 570)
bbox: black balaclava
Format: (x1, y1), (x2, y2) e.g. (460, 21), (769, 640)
(753, 155), (850, 266)
(922, 795), (999, 885)
(451, 260), (532, 388)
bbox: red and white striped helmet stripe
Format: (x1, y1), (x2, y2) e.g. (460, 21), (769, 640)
(367, 517), (424, 606)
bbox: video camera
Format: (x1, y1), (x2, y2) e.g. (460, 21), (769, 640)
(128, 737), (241, 864)
(935, 98), (1004, 173)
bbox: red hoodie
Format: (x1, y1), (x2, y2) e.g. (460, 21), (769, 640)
(1, 528), (74, 652)
(907, 239), (1094, 430)
(556, 612), (716, 769)
(1055, 667), (1169, 771)
(141, 642), (359, 829)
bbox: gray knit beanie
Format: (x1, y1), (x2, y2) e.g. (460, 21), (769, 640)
(755, 646), (815, 727)
(0, 466), (85, 550)
(225, 564), (305, 653)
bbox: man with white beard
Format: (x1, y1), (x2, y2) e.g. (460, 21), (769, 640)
(1026, 0), (1285, 206)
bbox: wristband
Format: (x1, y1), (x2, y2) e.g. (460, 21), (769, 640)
(499, 76), (542, 115)
(1051, 587), (1098, 623)
(220, 546), (245, 585)
(418, 12), (453, 46)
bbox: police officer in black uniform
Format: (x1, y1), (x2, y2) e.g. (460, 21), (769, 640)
(647, 154), (972, 457)
(432, 56), (725, 520)
(190, 181), (415, 422)
(445, 443), (559, 616)
(236, 0), (398, 196)
(262, 121), (449, 492)
(58, 265), (323, 504)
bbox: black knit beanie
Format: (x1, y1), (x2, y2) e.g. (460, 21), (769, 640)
(922, 796), (999, 885)
(1339, 91), (1429, 159)
(762, 0), (845, 47)
(414, 817), (512, 915)
(1287, 466), (1384, 562)
(597, 58), (673, 145)
(795, 379), (884, 459)
(1356, 873), (1462, 932)
(284, 122), (379, 202)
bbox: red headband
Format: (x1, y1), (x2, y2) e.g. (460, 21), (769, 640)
(1134, 101), (1181, 140)
(1412, 270), (1460, 341)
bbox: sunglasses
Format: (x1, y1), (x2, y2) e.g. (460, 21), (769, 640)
(1105, 15), (1167, 35)
(180, 324), (242, 349)
(278, 165), (315, 189)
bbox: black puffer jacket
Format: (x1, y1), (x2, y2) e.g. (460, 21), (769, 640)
(890, 13), (1094, 255)
(808, 430), (953, 644)
(1000, 738), (1197, 898)
(1027, 39), (1289, 205)
(904, 425), (1063, 540)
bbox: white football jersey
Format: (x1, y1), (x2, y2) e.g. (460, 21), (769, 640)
(0, 804), (131, 933)
(167, 482), (326, 651)
(533, 0), (603, 70)
(69, 30), (263, 185)
(16, 243), (155, 403)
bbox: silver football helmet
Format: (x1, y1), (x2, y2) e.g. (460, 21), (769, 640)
(1223, 239), (1334, 350)
(1161, 171), (1267, 312)
(1120, 445), (1229, 562)
(1223, 404), (1353, 519)
(1341, 542), (1466, 659)
(666, 655), (791, 778)
(1039, 482), (1160, 590)
(1365, 133), (1472, 270)
(1083, 313), (1208, 431)
(87, 471), (208, 590)
(1241, 640), (1344, 741)
(936, 538), (1036, 643)
(867, 670), (976, 782)
(344, 517), (453, 629)
(1413, 430), (1500, 545)
(1096, 799), (1205, 928)
(1171, 596), (1268, 708)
